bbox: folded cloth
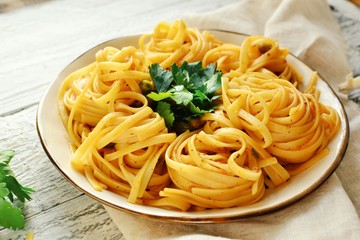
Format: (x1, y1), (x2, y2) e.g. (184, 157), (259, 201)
(105, 0), (360, 239)
(106, 176), (359, 240)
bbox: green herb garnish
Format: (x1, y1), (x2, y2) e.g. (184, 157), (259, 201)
(145, 61), (222, 134)
(0, 150), (35, 230)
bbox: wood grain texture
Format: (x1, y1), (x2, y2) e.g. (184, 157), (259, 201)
(330, 1), (360, 77)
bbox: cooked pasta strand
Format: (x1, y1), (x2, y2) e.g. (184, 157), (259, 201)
(57, 19), (340, 211)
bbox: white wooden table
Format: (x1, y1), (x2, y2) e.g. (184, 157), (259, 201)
(0, 0), (359, 239)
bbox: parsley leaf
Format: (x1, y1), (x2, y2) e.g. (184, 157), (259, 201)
(149, 63), (174, 92)
(0, 150), (35, 230)
(0, 182), (9, 198)
(170, 85), (193, 105)
(156, 102), (175, 128)
(147, 61), (222, 133)
(147, 91), (172, 101)
(0, 198), (25, 230)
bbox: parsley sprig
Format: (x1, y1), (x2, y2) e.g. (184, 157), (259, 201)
(0, 150), (35, 230)
(145, 61), (222, 134)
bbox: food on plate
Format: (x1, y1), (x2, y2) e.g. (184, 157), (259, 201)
(57, 19), (340, 211)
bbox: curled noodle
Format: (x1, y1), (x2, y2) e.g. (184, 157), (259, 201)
(58, 19), (341, 211)
(222, 72), (340, 165)
(139, 19), (222, 69)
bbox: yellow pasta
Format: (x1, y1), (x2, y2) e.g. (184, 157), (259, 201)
(139, 19), (222, 69)
(58, 19), (340, 211)
(204, 35), (302, 84)
(221, 71), (340, 164)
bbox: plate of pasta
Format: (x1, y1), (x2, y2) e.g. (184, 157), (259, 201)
(37, 19), (349, 223)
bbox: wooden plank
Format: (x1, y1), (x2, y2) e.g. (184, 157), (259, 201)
(0, 195), (124, 240)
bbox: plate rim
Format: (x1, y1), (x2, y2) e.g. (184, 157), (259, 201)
(36, 29), (350, 224)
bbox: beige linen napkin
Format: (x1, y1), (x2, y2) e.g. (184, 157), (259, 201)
(105, 0), (360, 239)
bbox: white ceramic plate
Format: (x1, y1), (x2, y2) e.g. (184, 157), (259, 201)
(36, 30), (349, 223)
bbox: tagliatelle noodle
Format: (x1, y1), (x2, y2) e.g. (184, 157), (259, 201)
(204, 35), (302, 85)
(239, 35), (302, 84)
(223, 71), (340, 167)
(202, 43), (241, 73)
(150, 128), (269, 210)
(138, 19), (222, 69)
(58, 45), (177, 202)
(58, 19), (341, 211)
(202, 108), (290, 187)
